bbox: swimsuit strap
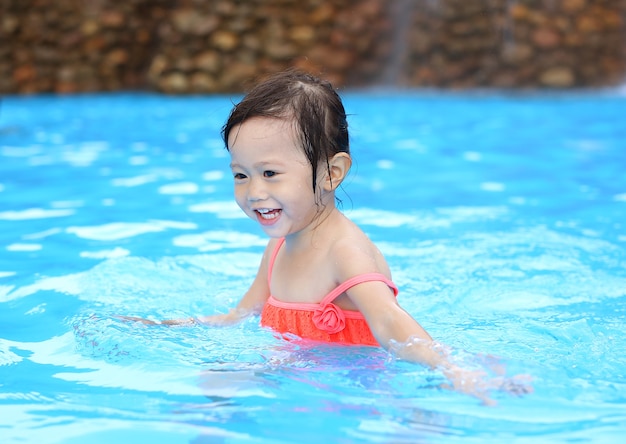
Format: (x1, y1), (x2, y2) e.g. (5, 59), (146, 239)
(267, 237), (398, 303)
(267, 237), (286, 284)
(320, 273), (399, 306)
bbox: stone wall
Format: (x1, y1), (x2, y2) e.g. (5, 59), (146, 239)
(399, 0), (626, 88)
(1, 0), (624, 94)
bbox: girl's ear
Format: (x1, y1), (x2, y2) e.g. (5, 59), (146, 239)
(323, 152), (352, 192)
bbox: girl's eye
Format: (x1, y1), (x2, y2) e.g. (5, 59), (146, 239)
(263, 170), (277, 178)
(233, 173), (247, 180)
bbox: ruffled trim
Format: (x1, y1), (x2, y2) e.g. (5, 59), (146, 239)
(261, 302), (378, 346)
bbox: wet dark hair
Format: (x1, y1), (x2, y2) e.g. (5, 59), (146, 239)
(221, 70), (349, 192)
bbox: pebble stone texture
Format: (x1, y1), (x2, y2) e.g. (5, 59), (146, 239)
(2, 0), (625, 93)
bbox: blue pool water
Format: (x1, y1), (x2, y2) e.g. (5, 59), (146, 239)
(1, 90), (626, 443)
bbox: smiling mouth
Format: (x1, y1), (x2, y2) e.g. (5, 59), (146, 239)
(256, 208), (281, 222)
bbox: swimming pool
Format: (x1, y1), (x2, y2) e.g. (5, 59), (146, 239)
(1, 89), (625, 443)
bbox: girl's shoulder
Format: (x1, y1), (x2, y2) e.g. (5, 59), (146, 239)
(329, 227), (392, 281)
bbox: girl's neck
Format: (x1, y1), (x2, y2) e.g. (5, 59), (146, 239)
(283, 203), (341, 251)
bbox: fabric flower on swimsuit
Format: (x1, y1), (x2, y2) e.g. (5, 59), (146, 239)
(312, 302), (346, 334)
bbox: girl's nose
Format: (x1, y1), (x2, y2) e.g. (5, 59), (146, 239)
(247, 177), (267, 201)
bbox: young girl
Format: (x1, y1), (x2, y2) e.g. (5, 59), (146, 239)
(129, 70), (530, 403)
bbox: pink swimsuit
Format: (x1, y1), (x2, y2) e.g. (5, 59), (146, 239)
(260, 238), (399, 346)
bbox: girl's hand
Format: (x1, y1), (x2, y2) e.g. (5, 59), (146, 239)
(389, 337), (533, 405)
(442, 366), (533, 406)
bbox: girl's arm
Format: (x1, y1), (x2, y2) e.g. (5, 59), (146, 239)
(344, 279), (440, 365)
(331, 240), (436, 360)
(348, 281), (532, 404)
(336, 244), (531, 404)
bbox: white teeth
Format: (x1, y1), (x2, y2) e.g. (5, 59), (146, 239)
(256, 209), (279, 219)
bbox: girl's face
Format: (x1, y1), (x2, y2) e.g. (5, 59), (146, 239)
(228, 117), (327, 239)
